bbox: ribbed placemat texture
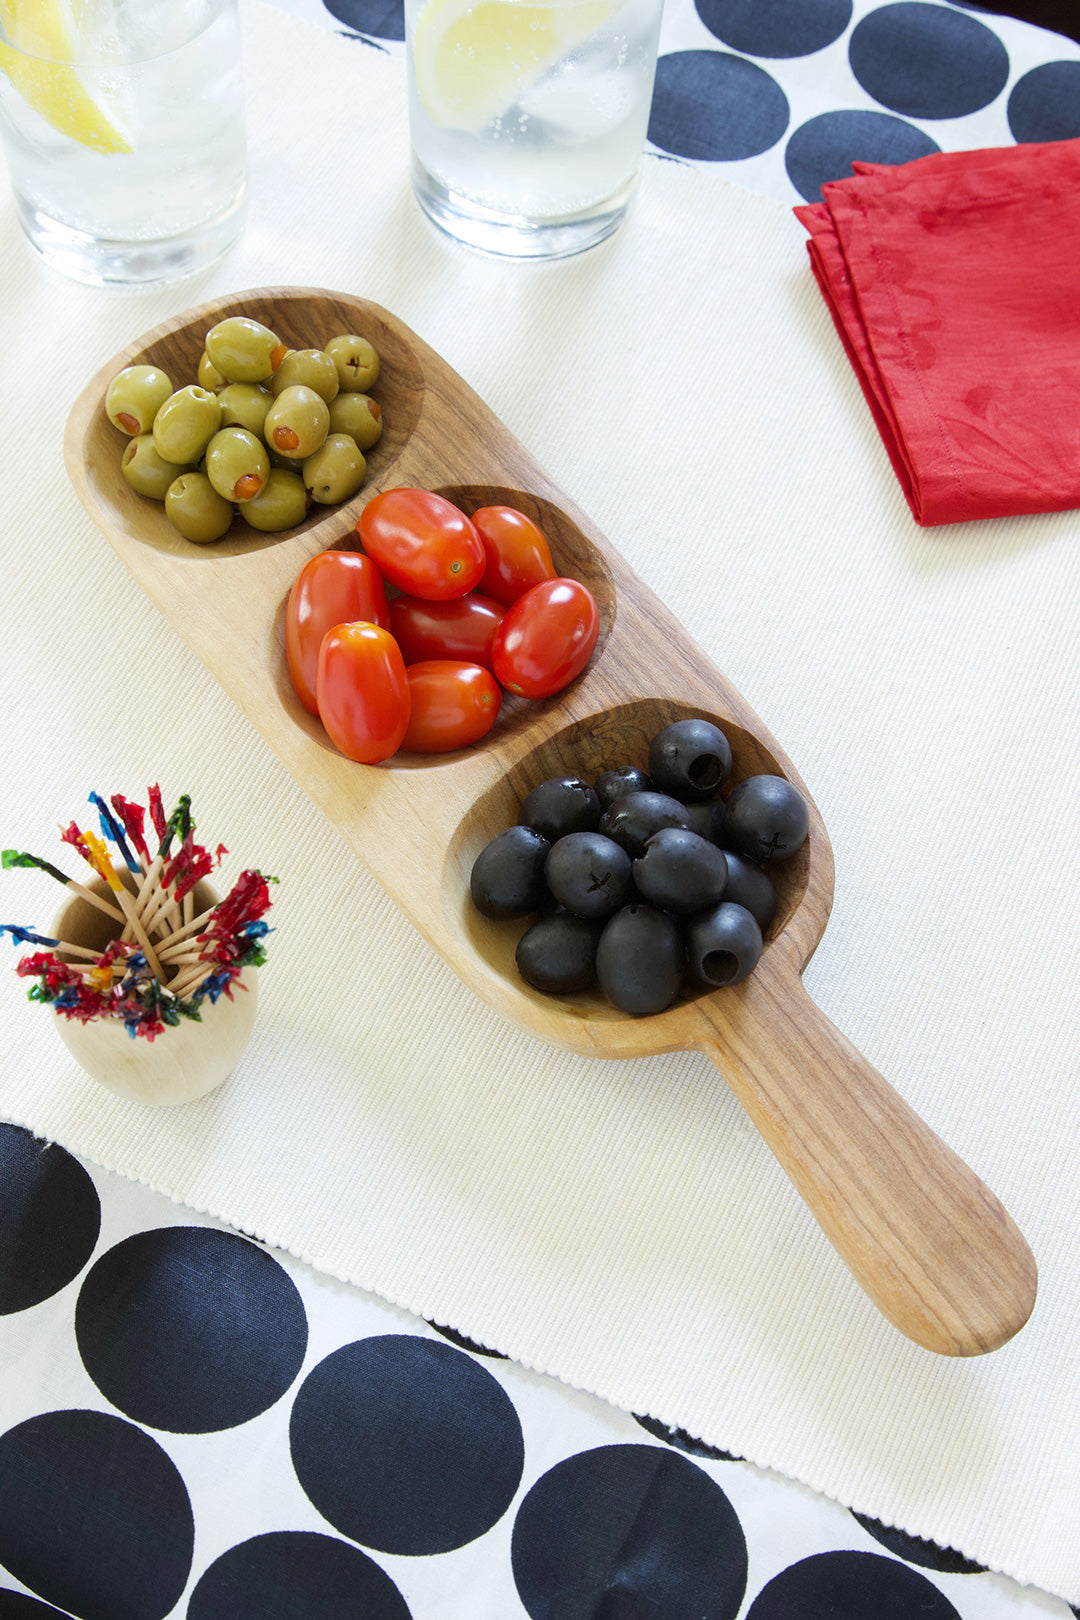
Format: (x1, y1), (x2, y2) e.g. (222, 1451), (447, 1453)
(1, 2), (1078, 1601)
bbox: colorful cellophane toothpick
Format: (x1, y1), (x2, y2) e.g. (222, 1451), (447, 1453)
(3, 787), (275, 1040)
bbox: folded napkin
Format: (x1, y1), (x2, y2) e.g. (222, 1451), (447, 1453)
(795, 138), (1080, 526)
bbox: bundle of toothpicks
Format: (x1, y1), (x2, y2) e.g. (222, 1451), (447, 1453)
(2, 787), (275, 1040)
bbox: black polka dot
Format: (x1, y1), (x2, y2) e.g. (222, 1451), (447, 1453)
(648, 51), (790, 160)
(785, 109), (939, 200)
(290, 1335), (524, 1555)
(0, 1124), (100, 1315)
(321, 0), (404, 41)
(852, 1513), (985, 1573)
(849, 2), (1009, 119)
(0, 1596), (74, 1617)
(1008, 61), (1080, 142)
(511, 1443), (747, 1620)
(187, 1532), (412, 1620)
(746, 1550), (963, 1618)
(427, 1321), (508, 1358)
(0, 1409), (193, 1620)
(695, 0), (852, 57)
(633, 1413), (741, 1460)
(75, 1226), (308, 1433)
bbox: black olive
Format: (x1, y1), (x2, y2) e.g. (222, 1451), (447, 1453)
(593, 764), (653, 811)
(632, 827), (728, 914)
(470, 825), (550, 918)
(595, 903), (684, 1015)
(648, 718), (733, 802)
(723, 775), (809, 863)
(598, 791), (696, 860)
(686, 902), (762, 987)
(545, 831), (633, 920)
(518, 775), (600, 842)
(683, 800), (724, 844)
(720, 850), (777, 932)
(516, 912), (603, 993)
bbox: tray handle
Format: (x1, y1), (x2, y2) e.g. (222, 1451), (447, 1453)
(696, 968), (1037, 1355)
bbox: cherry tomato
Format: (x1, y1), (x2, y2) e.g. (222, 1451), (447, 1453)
(316, 622), (410, 764)
(389, 591), (505, 672)
(491, 578), (600, 700)
(400, 660), (502, 754)
(472, 505), (557, 606)
(356, 489), (485, 600)
(286, 549), (389, 715)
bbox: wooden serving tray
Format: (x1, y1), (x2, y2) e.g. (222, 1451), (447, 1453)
(65, 286), (1037, 1357)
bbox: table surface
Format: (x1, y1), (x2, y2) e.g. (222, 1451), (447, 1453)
(3, 1), (1080, 1617)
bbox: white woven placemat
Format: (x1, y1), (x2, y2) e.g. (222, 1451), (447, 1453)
(2, 0), (1078, 1601)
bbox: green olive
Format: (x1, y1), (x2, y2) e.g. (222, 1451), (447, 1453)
(327, 391), (383, 451)
(205, 427), (270, 502)
(264, 385), (329, 460)
(303, 434), (367, 505)
(268, 446), (306, 474)
(239, 468), (310, 532)
(204, 316), (285, 384)
(217, 382), (273, 437)
(121, 435), (193, 500)
(197, 350), (227, 391)
(105, 365), (173, 435)
(325, 334), (379, 392)
(165, 472), (233, 543)
(271, 348), (340, 403)
(152, 385), (222, 464)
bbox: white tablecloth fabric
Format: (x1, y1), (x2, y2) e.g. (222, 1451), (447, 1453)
(3, 0), (1080, 1602)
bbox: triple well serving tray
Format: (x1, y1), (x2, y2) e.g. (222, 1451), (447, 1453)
(64, 287), (1037, 1358)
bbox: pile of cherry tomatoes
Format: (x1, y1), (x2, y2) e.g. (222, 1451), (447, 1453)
(285, 489), (600, 762)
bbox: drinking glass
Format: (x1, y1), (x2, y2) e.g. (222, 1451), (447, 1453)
(406, 0), (665, 259)
(0, 0), (247, 286)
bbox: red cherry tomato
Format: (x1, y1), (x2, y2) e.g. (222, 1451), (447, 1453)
(286, 549), (389, 715)
(471, 505), (557, 606)
(491, 578), (600, 700)
(401, 660), (502, 754)
(316, 622), (410, 764)
(389, 591), (505, 672)
(356, 489), (485, 600)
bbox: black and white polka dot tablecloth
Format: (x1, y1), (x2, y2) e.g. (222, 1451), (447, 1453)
(5, 3), (1080, 1616)
(269, 0), (1080, 205)
(2, 1118), (1078, 1619)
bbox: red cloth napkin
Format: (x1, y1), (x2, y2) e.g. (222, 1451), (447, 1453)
(794, 138), (1080, 527)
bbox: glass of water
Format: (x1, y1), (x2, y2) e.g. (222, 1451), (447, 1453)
(0, 0), (247, 286)
(405, 0), (665, 259)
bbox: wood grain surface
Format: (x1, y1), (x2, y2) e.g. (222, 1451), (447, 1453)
(64, 286), (1037, 1356)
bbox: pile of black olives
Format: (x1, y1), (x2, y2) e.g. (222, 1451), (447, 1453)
(469, 717), (809, 1016)
(105, 315), (385, 544)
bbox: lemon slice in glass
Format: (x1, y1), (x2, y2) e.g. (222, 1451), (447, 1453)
(413, 0), (609, 131)
(0, 0), (131, 153)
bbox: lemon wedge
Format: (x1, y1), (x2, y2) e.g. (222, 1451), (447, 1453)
(0, 0), (131, 154)
(413, 0), (609, 131)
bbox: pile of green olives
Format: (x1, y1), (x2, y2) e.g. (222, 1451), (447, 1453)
(105, 315), (386, 544)
(469, 717), (810, 1017)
